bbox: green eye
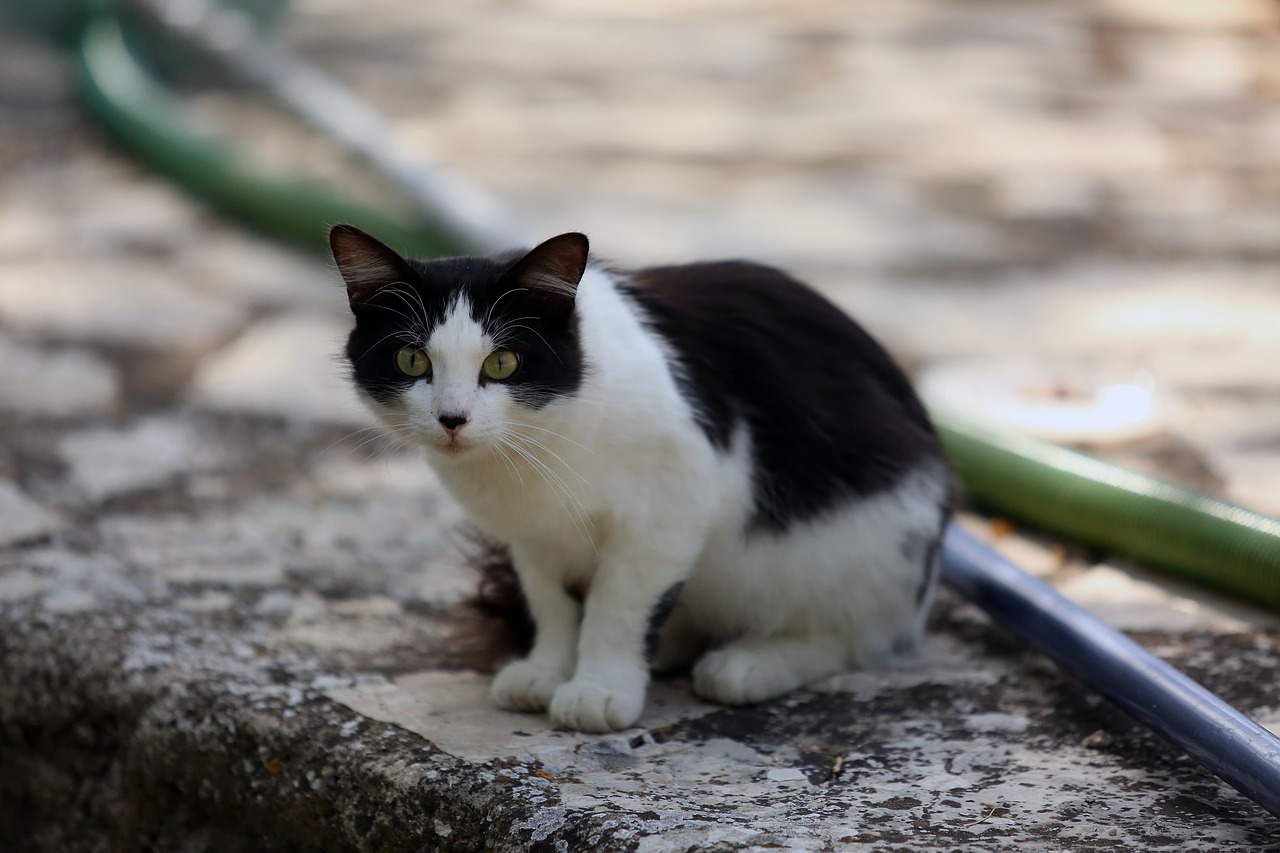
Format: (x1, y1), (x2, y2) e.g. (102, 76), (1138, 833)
(395, 347), (431, 378)
(481, 350), (519, 381)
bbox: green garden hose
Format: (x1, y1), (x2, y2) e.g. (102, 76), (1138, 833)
(73, 13), (468, 258)
(933, 408), (1280, 611)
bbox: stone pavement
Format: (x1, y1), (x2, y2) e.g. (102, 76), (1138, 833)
(2, 0), (1280, 849)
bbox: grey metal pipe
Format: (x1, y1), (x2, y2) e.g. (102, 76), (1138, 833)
(943, 524), (1280, 820)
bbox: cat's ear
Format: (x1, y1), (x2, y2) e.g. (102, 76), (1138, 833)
(329, 224), (416, 307)
(508, 232), (589, 308)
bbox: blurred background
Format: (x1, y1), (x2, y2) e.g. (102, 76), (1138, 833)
(2, 0), (1280, 530)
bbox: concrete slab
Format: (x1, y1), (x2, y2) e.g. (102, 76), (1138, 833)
(0, 258), (245, 349)
(0, 336), (118, 417)
(0, 480), (64, 546)
(57, 418), (217, 502)
(189, 315), (373, 425)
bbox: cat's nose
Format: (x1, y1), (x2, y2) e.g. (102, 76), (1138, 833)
(438, 412), (469, 432)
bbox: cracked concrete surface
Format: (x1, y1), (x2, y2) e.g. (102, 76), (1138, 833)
(2, 0), (1280, 849)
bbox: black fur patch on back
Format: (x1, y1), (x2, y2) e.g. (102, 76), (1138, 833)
(344, 251), (584, 410)
(620, 261), (944, 531)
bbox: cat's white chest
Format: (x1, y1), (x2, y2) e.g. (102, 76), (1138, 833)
(431, 447), (603, 553)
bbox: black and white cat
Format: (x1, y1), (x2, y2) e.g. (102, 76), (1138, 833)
(331, 225), (950, 733)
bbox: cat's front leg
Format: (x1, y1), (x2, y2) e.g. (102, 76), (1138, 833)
(491, 546), (581, 713)
(549, 533), (694, 733)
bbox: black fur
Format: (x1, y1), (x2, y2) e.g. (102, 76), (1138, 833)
(907, 502), (951, 605)
(456, 530), (534, 671)
(619, 262), (944, 531)
(342, 248), (585, 410)
(644, 582), (686, 663)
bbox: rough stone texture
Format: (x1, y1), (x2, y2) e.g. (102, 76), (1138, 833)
(2, 0), (1280, 850)
(0, 336), (119, 417)
(0, 480), (65, 547)
(189, 315), (372, 425)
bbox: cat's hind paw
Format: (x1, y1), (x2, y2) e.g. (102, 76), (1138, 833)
(692, 645), (808, 706)
(491, 659), (570, 713)
(549, 679), (645, 733)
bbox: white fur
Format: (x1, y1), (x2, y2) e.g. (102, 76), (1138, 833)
(361, 265), (946, 732)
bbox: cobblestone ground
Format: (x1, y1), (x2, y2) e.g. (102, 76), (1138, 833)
(2, 0), (1280, 850)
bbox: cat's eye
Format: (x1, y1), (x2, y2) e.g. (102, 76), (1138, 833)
(395, 346), (431, 378)
(481, 350), (519, 381)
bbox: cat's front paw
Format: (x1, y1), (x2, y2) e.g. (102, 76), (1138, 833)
(549, 679), (645, 733)
(491, 659), (570, 713)
(692, 647), (802, 706)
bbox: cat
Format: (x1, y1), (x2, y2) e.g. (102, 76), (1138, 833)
(331, 225), (950, 733)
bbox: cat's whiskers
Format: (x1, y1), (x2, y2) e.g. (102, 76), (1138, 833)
(381, 436), (415, 476)
(378, 281), (431, 328)
(494, 428), (553, 486)
(488, 313), (537, 340)
(549, 389), (633, 407)
(352, 329), (428, 367)
(369, 285), (433, 344)
(364, 290), (423, 330)
(497, 417), (595, 492)
(502, 419), (595, 454)
(345, 420), (415, 457)
(518, 458), (595, 552)
(303, 417), (420, 479)
(497, 427), (596, 552)
(307, 419), (405, 462)
(498, 322), (559, 362)
(484, 287), (529, 329)
(552, 393), (653, 416)
(498, 429), (579, 500)
(490, 437), (527, 494)
(477, 422), (525, 487)
(363, 300), (418, 330)
(515, 453), (595, 552)
(504, 429), (592, 490)
(400, 281), (433, 332)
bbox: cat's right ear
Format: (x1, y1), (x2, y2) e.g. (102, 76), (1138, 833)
(329, 224), (415, 308)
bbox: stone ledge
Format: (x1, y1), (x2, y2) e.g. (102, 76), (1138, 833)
(3, 579), (1277, 850)
(1, 607), (548, 852)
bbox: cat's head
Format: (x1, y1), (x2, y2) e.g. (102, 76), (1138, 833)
(330, 225), (589, 457)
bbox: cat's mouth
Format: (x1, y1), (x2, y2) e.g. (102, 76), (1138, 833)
(440, 434), (474, 456)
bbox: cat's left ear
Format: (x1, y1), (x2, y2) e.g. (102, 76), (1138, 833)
(508, 232), (590, 310)
(329, 224), (417, 308)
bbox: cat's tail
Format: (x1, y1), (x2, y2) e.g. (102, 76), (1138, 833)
(450, 527), (534, 672)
